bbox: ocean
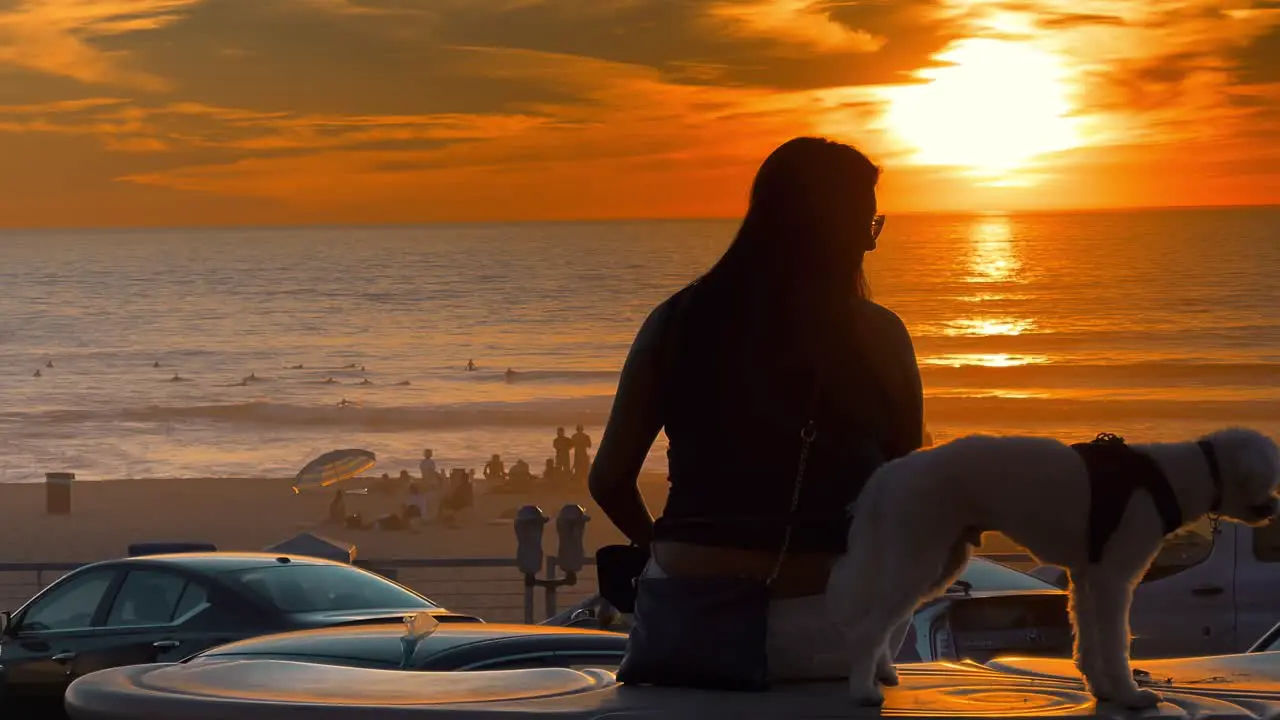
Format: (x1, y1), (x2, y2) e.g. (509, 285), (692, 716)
(1, 207), (1277, 483)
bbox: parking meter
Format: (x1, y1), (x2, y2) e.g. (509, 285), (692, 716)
(514, 505), (548, 577)
(555, 504), (589, 574)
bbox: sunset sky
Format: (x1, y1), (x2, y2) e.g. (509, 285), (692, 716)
(0, 0), (1277, 227)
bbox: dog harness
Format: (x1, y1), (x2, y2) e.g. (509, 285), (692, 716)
(1074, 433), (1187, 564)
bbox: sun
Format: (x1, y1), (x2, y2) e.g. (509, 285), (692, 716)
(878, 38), (1085, 180)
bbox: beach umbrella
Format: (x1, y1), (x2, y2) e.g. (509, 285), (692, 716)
(293, 448), (377, 494)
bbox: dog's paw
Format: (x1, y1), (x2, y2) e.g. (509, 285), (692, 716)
(876, 662), (900, 687)
(849, 683), (885, 707)
(1107, 688), (1162, 710)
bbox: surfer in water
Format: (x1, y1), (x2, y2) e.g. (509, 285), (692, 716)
(393, 380), (411, 386)
(504, 368), (517, 383)
(153, 360), (161, 368)
(33, 369), (41, 377)
(337, 397), (355, 407)
(358, 378), (374, 385)
(243, 372), (258, 383)
(45, 360), (53, 368)
(322, 377), (338, 384)
(170, 373), (185, 382)
(466, 359), (477, 372)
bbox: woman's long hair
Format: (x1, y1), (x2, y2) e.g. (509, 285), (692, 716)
(692, 138), (880, 346)
(668, 137), (882, 421)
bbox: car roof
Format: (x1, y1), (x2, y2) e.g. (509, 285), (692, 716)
(83, 552), (351, 575)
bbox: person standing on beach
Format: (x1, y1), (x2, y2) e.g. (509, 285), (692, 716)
(420, 449), (438, 482)
(553, 427), (573, 476)
(572, 424), (592, 483)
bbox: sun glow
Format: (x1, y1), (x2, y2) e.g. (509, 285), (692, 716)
(879, 38), (1085, 181)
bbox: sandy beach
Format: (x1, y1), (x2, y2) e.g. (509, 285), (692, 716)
(0, 474), (675, 563)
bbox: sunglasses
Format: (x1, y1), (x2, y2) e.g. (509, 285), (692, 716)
(871, 214), (886, 242)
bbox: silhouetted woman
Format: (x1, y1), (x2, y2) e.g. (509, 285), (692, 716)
(589, 137), (923, 682)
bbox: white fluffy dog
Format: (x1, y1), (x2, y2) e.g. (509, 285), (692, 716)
(827, 428), (1280, 709)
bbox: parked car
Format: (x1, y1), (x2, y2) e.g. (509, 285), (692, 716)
(0, 552), (479, 714)
(1017, 518), (1280, 658)
(547, 556), (1073, 664)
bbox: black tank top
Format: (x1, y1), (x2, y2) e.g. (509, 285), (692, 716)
(652, 286), (894, 553)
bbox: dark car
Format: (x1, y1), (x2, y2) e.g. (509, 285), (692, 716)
(184, 622), (628, 672)
(0, 552), (478, 713)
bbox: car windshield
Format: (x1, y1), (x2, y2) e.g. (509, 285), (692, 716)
(227, 564), (438, 613)
(958, 558), (1057, 592)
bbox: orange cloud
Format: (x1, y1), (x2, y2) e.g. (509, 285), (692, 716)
(706, 0), (887, 55)
(0, 0), (199, 90)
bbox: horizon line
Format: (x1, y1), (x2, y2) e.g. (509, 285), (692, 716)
(1, 201), (1275, 234)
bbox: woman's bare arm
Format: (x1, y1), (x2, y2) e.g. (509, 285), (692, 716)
(861, 302), (924, 460)
(588, 303), (669, 548)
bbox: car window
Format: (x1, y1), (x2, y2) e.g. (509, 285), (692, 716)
(1252, 520), (1280, 562)
(1143, 518), (1214, 582)
(226, 564), (438, 613)
(958, 558), (1056, 592)
(105, 570), (188, 627)
(173, 582), (212, 623)
(19, 570), (116, 632)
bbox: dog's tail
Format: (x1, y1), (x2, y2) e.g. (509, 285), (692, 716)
(825, 463), (892, 630)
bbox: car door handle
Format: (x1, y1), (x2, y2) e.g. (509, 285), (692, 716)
(1192, 585), (1225, 596)
(152, 640), (182, 650)
(51, 652), (76, 663)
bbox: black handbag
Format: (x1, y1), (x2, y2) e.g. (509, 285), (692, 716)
(614, 416), (819, 691)
(595, 544), (650, 615)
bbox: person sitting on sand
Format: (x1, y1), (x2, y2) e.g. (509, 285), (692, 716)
(403, 482), (427, 524)
(542, 458), (560, 484)
(440, 469), (475, 524)
(508, 459), (533, 491)
(483, 454), (507, 482)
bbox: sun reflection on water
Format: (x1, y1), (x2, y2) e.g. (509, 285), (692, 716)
(941, 318), (1038, 337)
(966, 216), (1022, 285)
(921, 354), (1050, 368)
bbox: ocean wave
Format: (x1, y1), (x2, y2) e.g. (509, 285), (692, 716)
(1, 398), (615, 431)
